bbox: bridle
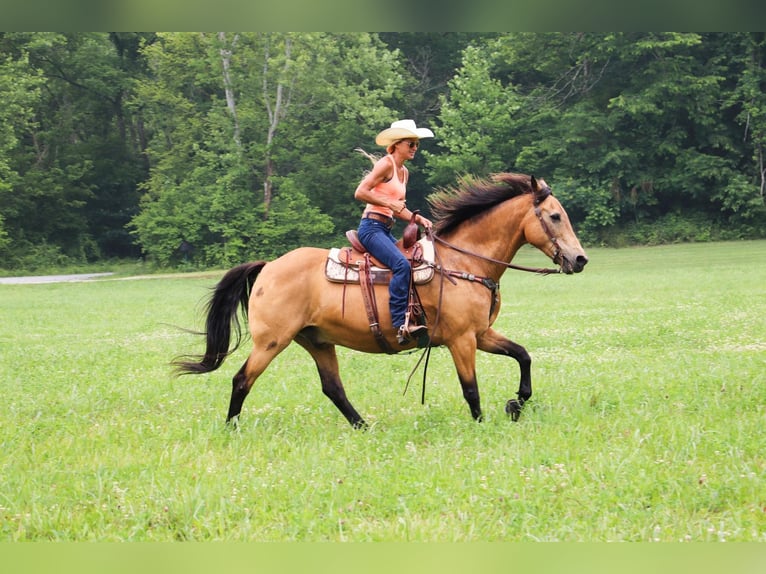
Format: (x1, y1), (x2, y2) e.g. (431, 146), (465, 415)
(532, 187), (562, 269)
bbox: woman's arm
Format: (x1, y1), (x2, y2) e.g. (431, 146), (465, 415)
(354, 158), (406, 214)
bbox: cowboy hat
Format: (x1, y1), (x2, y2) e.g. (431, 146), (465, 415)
(375, 119), (434, 147)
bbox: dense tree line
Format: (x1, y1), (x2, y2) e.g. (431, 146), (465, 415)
(0, 32), (764, 270)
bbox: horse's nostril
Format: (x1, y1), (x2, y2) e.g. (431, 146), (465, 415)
(577, 255), (589, 267)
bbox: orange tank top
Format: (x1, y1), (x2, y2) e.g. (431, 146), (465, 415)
(364, 155), (406, 218)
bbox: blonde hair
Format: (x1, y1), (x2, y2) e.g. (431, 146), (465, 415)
(354, 147), (381, 168)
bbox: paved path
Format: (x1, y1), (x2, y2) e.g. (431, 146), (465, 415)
(0, 272), (115, 284)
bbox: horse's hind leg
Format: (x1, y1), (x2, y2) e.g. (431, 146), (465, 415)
(478, 327), (531, 421)
(227, 359), (252, 424)
(226, 341), (288, 425)
(295, 334), (367, 429)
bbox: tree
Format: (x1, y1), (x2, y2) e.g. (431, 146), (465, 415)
(719, 32), (766, 224)
(428, 32), (766, 242)
(0, 42), (42, 259)
(130, 32), (405, 266)
(0, 32), (152, 268)
(378, 33), (490, 210)
(425, 43), (524, 185)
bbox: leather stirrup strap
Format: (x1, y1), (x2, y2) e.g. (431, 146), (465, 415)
(358, 254), (395, 354)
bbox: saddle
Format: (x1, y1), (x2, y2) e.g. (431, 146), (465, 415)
(324, 217), (435, 286)
(325, 214), (434, 353)
(325, 235), (435, 285)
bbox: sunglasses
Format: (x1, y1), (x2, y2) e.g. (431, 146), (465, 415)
(400, 140), (419, 149)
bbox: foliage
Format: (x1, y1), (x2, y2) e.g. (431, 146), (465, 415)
(0, 32), (152, 267)
(595, 211), (759, 248)
(426, 32), (766, 241)
(425, 44), (524, 183)
(1, 33), (766, 271)
(0, 39), (42, 258)
(129, 32), (403, 266)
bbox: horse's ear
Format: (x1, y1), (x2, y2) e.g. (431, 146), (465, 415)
(531, 174), (549, 205)
(531, 175), (543, 198)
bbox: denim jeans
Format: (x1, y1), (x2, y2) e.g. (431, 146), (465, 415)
(357, 217), (411, 329)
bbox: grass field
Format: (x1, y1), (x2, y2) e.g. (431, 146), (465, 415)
(1, 241), (764, 541)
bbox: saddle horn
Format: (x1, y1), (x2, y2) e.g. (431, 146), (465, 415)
(403, 210), (421, 249)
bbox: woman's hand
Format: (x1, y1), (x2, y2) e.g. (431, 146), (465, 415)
(416, 214), (433, 231)
(390, 199), (407, 214)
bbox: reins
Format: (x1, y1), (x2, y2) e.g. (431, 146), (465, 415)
(429, 233), (562, 275)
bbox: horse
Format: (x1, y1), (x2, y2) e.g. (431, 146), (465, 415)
(173, 173), (588, 428)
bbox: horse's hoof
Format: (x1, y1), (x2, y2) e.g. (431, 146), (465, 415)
(352, 419), (369, 431)
(505, 399), (523, 421)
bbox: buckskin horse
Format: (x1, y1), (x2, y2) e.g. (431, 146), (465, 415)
(173, 173), (588, 427)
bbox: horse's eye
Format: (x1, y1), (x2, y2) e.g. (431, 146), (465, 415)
(550, 213), (561, 223)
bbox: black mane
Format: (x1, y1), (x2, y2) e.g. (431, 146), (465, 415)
(428, 172), (535, 236)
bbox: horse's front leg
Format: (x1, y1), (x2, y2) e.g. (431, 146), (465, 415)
(477, 327), (531, 421)
(447, 336), (483, 421)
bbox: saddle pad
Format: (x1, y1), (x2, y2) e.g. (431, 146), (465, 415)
(325, 238), (435, 285)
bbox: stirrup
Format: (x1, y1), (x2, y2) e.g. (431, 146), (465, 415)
(397, 324), (428, 346)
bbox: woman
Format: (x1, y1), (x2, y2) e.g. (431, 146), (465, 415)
(354, 119), (434, 345)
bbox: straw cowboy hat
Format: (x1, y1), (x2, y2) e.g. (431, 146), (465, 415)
(375, 119), (434, 148)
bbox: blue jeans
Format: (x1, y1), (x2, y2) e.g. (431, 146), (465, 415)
(357, 217), (411, 329)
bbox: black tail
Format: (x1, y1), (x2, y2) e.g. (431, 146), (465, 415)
(172, 261), (267, 375)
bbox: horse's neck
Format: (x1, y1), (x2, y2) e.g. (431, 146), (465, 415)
(442, 199), (528, 279)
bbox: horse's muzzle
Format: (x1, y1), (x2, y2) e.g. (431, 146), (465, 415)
(560, 253), (589, 274)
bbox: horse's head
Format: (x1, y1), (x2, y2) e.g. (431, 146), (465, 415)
(524, 176), (588, 274)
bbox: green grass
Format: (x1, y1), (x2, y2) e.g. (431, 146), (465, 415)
(1, 241), (764, 541)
